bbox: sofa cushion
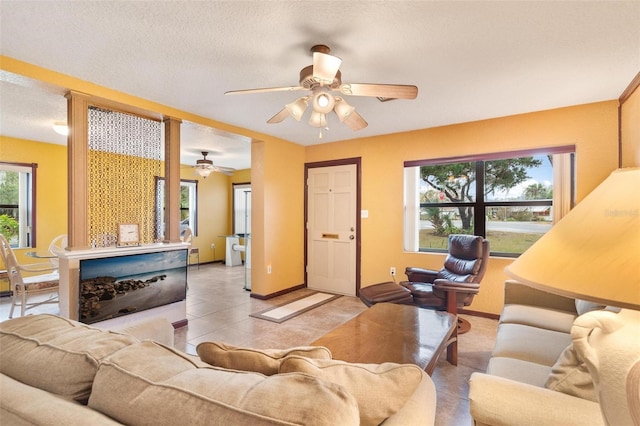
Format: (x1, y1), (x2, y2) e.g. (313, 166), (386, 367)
(0, 373), (122, 425)
(89, 341), (360, 426)
(0, 314), (138, 403)
(196, 341), (332, 375)
(279, 355), (424, 426)
(492, 323), (570, 366)
(486, 357), (552, 387)
(545, 344), (597, 401)
(500, 304), (576, 333)
(113, 317), (175, 347)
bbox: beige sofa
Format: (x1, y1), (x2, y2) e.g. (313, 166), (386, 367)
(469, 280), (611, 425)
(0, 314), (436, 425)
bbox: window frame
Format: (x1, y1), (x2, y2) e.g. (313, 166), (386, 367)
(232, 182), (251, 237)
(404, 146), (575, 257)
(155, 177), (198, 239)
(0, 161), (37, 248)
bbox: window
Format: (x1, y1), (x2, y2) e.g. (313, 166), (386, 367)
(0, 162), (36, 248)
(404, 147), (574, 256)
(155, 178), (198, 239)
(233, 183), (251, 236)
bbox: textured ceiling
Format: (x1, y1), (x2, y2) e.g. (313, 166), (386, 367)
(1, 1), (639, 171)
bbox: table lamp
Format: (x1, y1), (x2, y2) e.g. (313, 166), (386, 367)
(505, 167), (640, 425)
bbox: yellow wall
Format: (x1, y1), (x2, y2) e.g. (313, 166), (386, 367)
(181, 168), (232, 264)
(250, 138), (306, 296)
(621, 82), (640, 167)
(0, 137), (67, 266)
(304, 101), (620, 314)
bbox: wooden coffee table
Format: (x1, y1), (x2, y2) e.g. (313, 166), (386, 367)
(312, 302), (457, 375)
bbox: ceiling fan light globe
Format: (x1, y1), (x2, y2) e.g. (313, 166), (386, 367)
(195, 167), (213, 178)
(334, 98), (355, 122)
(312, 91), (335, 114)
(285, 97), (308, 121)
(312, 52), (342, 83)
(308, 111), (327, 128)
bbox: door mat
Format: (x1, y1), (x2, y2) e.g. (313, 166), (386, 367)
(250, 292), (342, 323)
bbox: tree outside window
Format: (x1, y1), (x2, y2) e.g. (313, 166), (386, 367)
(0, 163), (35, 248)
(404, 148), (574, 256)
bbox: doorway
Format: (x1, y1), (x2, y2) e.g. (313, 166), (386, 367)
(305, 158), (361, 296)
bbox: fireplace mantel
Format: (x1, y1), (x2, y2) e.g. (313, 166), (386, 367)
(58, 243), (189, 329)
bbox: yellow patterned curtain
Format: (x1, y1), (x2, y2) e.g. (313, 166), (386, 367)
(88, 107), (162, 246)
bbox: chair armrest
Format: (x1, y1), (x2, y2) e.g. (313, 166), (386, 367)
(404, 267), (438, 283)
(504, 280), (577, 314)
(433, 279), (480, 294)
(18, 263), (58, 273)
(469, 373), (604, 426)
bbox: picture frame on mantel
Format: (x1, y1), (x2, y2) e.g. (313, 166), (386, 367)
(117, 223), (140, 247)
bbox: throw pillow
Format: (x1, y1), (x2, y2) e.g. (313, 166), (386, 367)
(196, 341), (332, 375)
(90, 341), (360, 425)
(279, 355), (424, 426)
(545, 343), (597, 401)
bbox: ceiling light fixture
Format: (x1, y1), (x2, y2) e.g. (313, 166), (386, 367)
(53, 122), (69, 136)
(333, 97), (355, 122)
(285, 97), (309, 121)
(194, 151), (214, 179)
(312, 90), (335, 114)
(226, 44), (418, 136)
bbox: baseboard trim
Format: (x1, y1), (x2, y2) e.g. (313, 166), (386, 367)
(250, 284), (306, 300)
(458, 308), (500, 321)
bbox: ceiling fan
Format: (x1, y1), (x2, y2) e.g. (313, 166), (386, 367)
(193, 151), (235, 178)
(225, 45), (418, 133)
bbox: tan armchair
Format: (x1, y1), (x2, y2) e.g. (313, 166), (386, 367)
(0, 235), (59, 318)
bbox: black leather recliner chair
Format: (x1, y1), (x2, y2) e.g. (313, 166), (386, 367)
(359, 234), (489, 334)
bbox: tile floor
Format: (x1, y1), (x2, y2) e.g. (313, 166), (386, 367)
(0, 262), (498, 426)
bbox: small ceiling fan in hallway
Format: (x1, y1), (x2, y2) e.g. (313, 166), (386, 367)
(225, 45), (418, 134)
(192, 151), (235, 178)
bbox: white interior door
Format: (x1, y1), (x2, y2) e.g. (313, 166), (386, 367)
(307, 164), (357, 296)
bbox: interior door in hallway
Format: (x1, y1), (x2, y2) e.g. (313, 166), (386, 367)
(306, 163), (357, 296)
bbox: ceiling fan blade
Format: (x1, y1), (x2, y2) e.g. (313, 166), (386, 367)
(267, 108), (290, 124)
(225, 86), (305, 95)
(338, 83), (418, 100)
(343, 110), (368, 131)
(313, 52), (342, 84)
(214, 166), (235, 176)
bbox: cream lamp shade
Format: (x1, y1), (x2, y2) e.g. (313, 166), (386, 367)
(285, 97), (309, 121)
(308, 111), (327, 128)
(505, 168), (640, 310)
(334, 97), (355, 122)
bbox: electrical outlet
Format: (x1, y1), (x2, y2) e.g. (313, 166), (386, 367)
(267, 264), (272, 274)
(210, 243), (215, 249)
(390, 267), (396, 276)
